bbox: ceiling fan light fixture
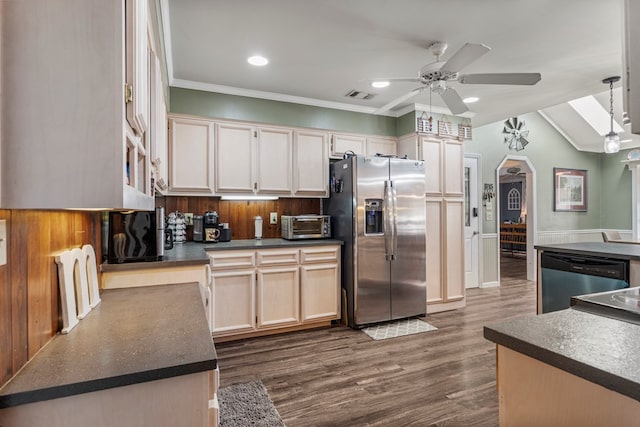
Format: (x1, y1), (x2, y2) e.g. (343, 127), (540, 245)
(463, 96), (479, 103)
(371, 81), (389, 88)
(602, 76), (621, 154)
(247, 55), (269, 66)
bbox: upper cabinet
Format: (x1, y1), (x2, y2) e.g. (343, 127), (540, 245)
(214, 122), (255, 194)
(168, 116), (214, 195)
(1, 0), (155, 209)
(398, 135), (463, 197)
(330, 134), (366, 159)
(366, 137), (397, 157)
(214, 122), (293, 196)
(293, 130), (329, 197)
(125, 0), (149, 136)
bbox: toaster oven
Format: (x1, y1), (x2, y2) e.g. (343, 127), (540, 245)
(281, 215), (331, 240)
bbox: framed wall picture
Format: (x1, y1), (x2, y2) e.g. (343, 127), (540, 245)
(554, 168), (587, 212)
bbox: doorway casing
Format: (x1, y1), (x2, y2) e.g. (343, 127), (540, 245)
(496, 155), (537, 282)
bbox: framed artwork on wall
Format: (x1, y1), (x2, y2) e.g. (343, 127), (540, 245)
(554, 168), (587, 212)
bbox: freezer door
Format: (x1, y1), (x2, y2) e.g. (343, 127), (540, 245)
(389, 158), (427, 319)
(355, 156), (391, 325)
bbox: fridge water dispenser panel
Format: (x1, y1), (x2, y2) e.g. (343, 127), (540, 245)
(365, 199), (384, 235)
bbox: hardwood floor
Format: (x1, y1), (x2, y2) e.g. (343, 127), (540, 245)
(215, 266), (535, 426)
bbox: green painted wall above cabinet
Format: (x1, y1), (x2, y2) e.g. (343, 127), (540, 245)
(170, 87), (398, 136)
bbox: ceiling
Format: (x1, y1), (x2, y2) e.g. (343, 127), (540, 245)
(161, 0), (638, 151)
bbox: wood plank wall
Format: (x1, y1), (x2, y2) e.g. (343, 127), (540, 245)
(0, 210), (101, 387)
(158, 196), (321, 240)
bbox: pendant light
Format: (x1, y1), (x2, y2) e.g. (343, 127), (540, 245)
(603, 76), (621, 154)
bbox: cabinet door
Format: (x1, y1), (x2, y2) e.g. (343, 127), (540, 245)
(421, 137), (442, 195)
(150, 54), (168, 193)
(125, 0), (149, 135)
(256, 266), (300, 328)
(366, 137), (397, 157)
(211, 268), (256, 334)
(330, 134), (366, 159)
(444, 199), (465, 301)
(425, 199), (444, 305)
(168, 117), (214, 194)
(256, 127), (292, 194)
(294, 130), (329, 197)
(444, 139), (464, 197)
(300, 263), (340, 322)
(215, 122), (254, 193)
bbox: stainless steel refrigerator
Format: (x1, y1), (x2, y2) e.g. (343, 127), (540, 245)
(327, 156), (426, 328)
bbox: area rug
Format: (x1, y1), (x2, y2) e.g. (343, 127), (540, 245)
(218, 380), (285, 427)
(362, 318), (438, 340)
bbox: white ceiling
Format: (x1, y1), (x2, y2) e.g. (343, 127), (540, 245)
(161, 0), (637, 151)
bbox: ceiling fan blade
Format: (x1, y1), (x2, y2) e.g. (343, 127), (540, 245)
(520, 137), (530, 148)
(374, 77), (423, 83)
(440, 43), (490, 74)
(373, 87), (424, 114)
(439, 87), (468, 115)
(458, 73), (542, 85)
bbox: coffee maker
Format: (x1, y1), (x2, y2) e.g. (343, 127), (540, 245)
(203, 211), (219, 243)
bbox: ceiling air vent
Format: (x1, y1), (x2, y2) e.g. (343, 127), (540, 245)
(345, 90), (376, 100)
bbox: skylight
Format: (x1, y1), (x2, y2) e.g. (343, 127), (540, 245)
(568, 95), (623, 136)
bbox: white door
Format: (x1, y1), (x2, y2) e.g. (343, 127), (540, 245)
(464, 156), (480, 288)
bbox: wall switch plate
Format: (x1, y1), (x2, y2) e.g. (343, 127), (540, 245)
(270, 212), (277, 225)
(0, 220), (6, 266)
(184, 213), (193, 226)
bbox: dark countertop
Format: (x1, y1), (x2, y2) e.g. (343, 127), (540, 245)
(484, 308), (640, 401)
(204, 238), (344, 251)
(101, 239), (344, 272)
(101, 242), (210, 272)
(535, 242), (640, 260)
(0, 283), (217, 408)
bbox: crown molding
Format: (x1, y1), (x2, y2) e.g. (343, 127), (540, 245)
(171, 79), (403, 117)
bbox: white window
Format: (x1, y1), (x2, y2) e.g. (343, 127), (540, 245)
(507, 188), (521, 211)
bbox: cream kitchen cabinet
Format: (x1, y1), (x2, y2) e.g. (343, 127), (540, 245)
(125, 0), (149, 136)
(256, 249), (300, 328)
(300, 246), (341, 322)
(2, 0), (154, 210)
(208, 244), (341, 341)
(293, 130), (329, 197)
(168, 116), (215, 194)
(398, 133), (465, 313)
(214, 122), (292, 195)
(330, 133), (367, 159)
(366, 137), (397, 157)
(151, 54), (169, 194)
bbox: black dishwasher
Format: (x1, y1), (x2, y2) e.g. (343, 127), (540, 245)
(540, 252), (629, 313)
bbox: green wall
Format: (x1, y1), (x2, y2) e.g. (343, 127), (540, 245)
(171, 86), (633, 234)
(170, 87), (398, 136)
(466, 111), (632, 234)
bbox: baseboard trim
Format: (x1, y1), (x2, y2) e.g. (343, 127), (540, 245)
(481, 281), (499, 288)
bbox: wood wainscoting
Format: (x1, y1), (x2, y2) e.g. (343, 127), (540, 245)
(158, 196), (321, 240)
(0, 210), (101, 387)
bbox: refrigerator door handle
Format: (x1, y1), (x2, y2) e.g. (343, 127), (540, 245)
(384, 180), (393, 261)
(391, 182), (398, 260)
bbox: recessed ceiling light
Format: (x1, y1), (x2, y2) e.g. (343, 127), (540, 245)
(371, 81), (390, 88)
(463, 97), (479, 103)
(247, 55), (268, 66)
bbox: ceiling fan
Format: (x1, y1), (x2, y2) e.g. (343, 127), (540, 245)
(373, 42), (541, 115)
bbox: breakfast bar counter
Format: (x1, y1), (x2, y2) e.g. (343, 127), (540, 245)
(484, 308), (640, 425)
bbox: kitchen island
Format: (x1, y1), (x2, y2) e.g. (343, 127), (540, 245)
(0, 283), (218, 426)
(484, 308), (640, 425)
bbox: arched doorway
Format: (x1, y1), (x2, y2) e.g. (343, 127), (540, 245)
(496, 155), (537, 282)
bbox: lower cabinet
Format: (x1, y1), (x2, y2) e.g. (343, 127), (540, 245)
(209, 245), (341, 340)
(257, 265), (300, 328)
